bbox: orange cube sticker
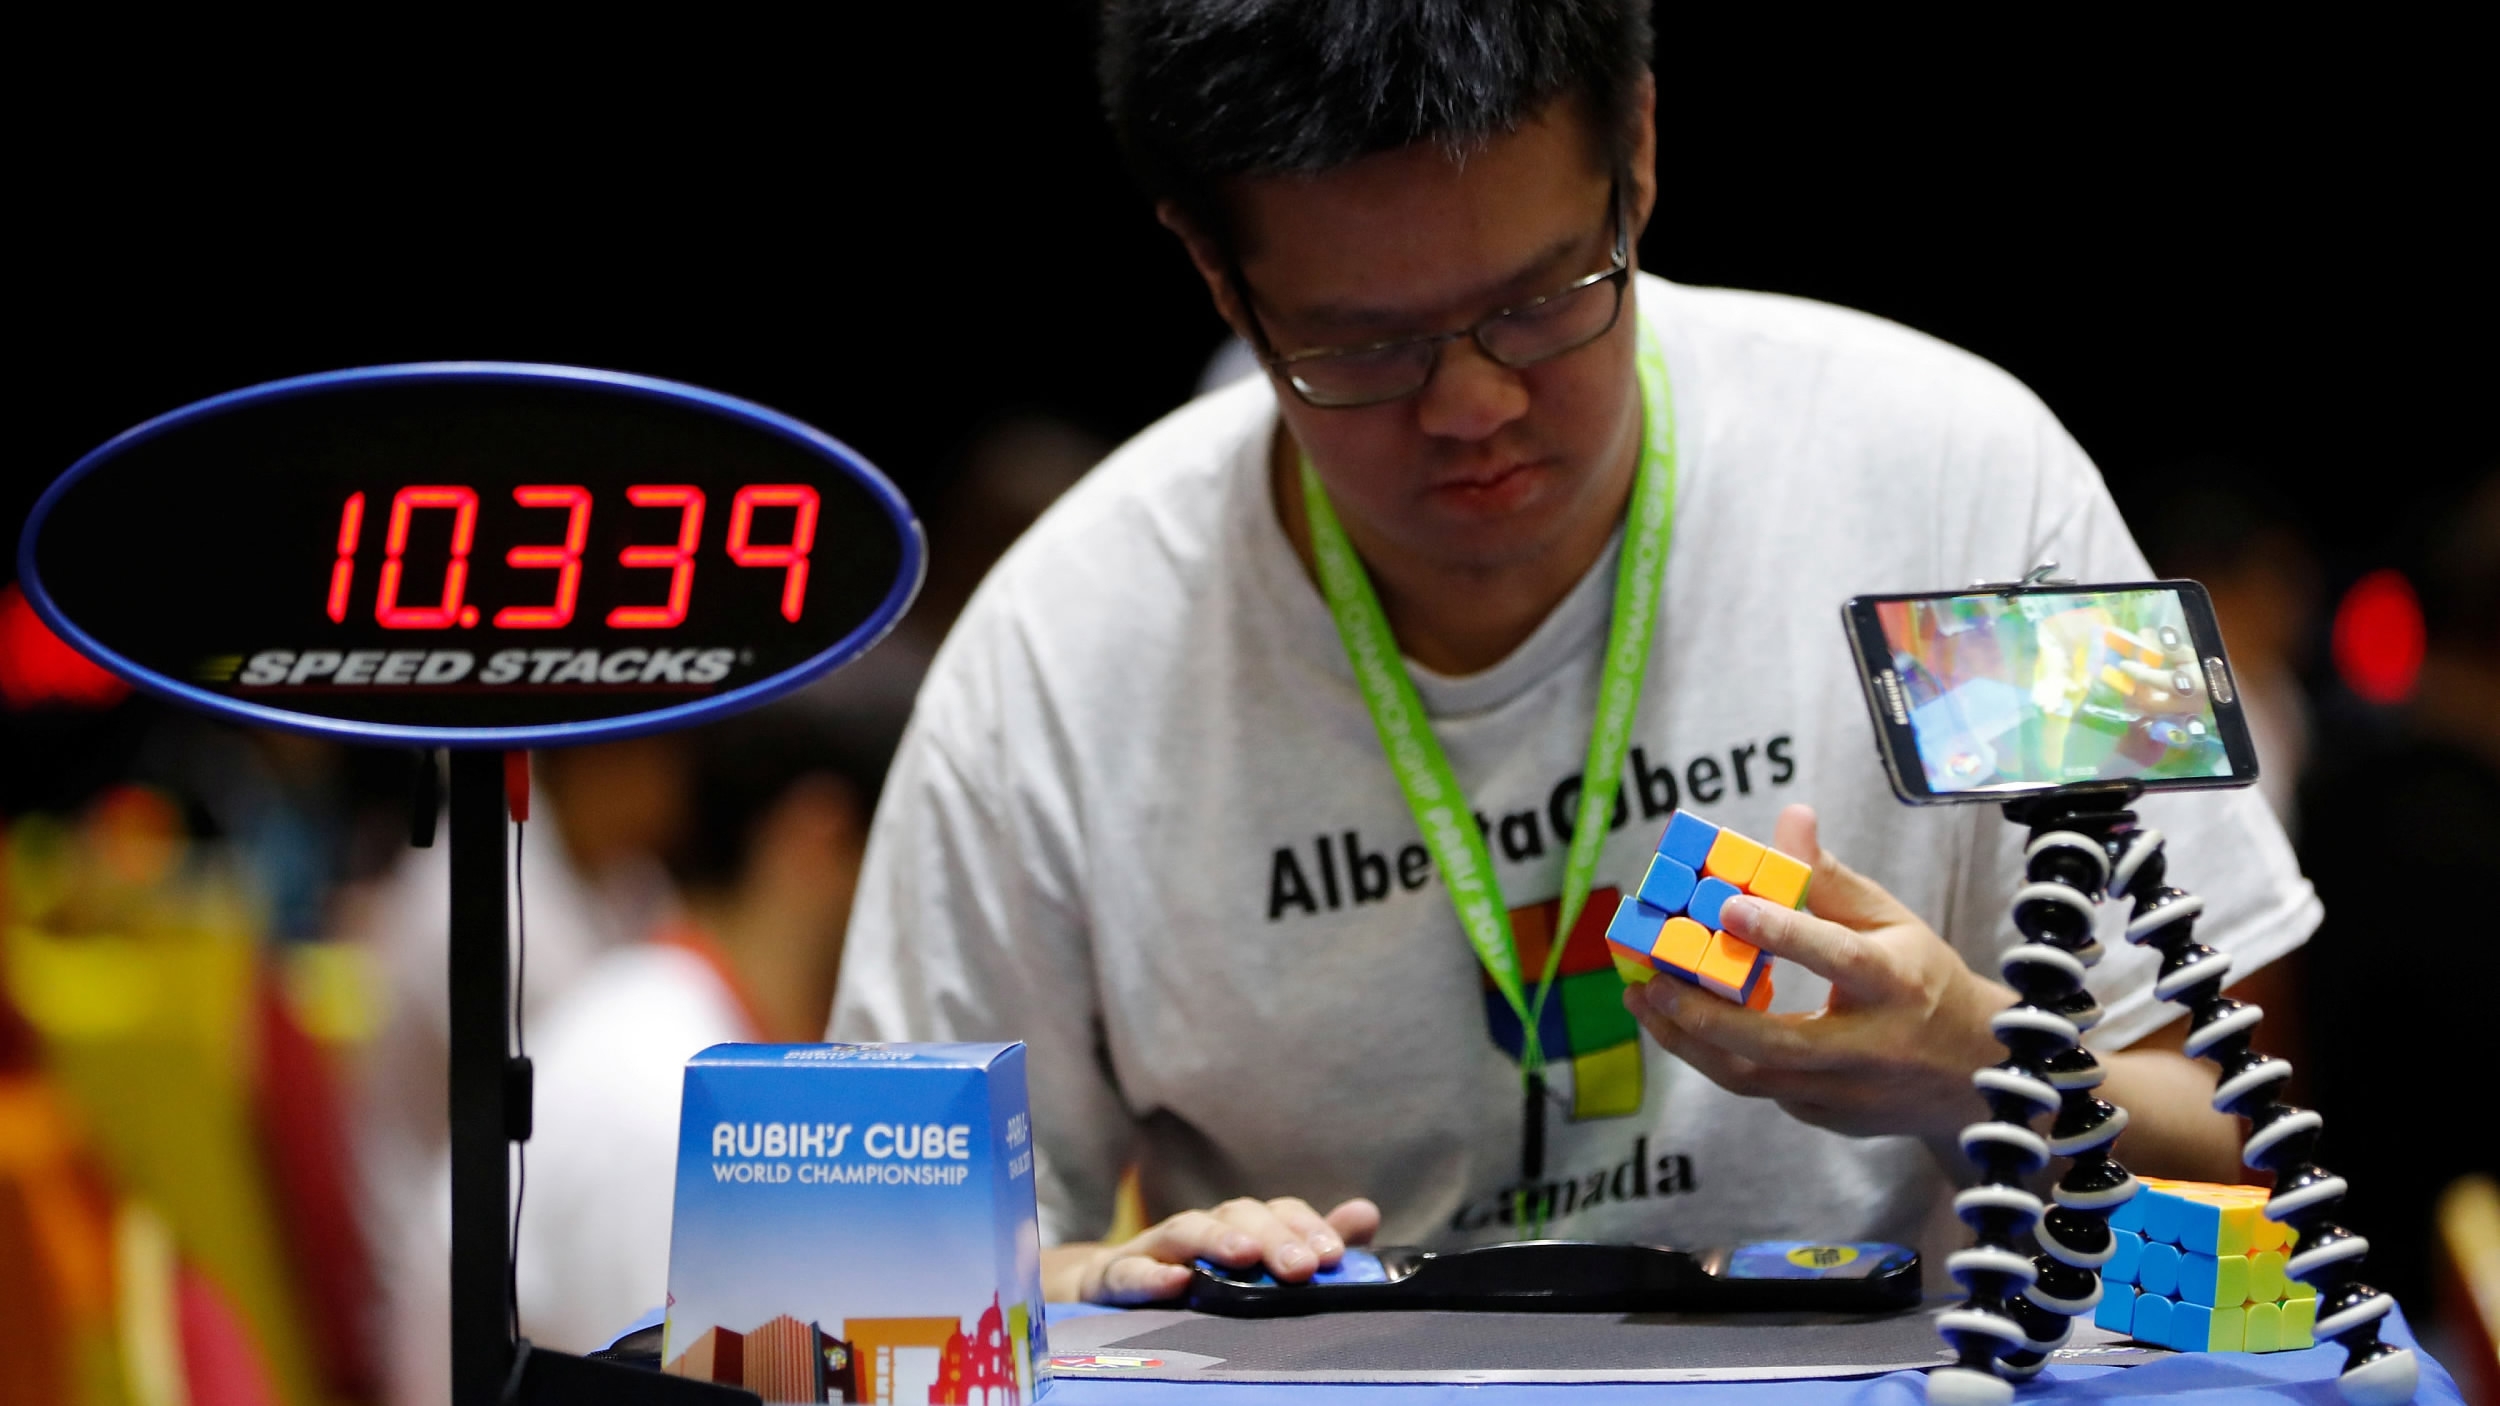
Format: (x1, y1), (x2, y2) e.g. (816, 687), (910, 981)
(1746, 849), (1812, 909)
(1697, 931), (1761, 1001)
(1704, 829), (1766, 887)
(1651, 915), (1712, 976)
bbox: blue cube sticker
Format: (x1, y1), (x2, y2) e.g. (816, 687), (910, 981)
(1658, 811), (1719, 869)
(1636, 855), (1699, 914)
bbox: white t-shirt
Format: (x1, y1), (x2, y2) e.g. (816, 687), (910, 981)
(511, 941), (753, 1353)
(830, 275), (2319, 1261)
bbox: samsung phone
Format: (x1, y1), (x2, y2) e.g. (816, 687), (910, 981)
(1841, 580), (2260, 805)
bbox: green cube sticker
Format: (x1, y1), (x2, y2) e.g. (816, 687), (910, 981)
(1559, 968), (1640, 1051)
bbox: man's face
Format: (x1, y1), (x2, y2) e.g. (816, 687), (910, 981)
(1218, 98), (1653, 573)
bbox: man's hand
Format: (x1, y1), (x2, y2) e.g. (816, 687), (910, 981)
(1623, 804), (2010, 1142)
(1042, 1196), (1381, 1304)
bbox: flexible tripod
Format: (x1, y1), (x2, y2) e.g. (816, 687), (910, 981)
(1927, 784), (2417, 1406)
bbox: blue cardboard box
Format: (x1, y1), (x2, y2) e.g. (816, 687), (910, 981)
(661, 1042), (1048, 1403)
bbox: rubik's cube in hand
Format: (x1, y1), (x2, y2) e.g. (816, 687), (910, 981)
(1602, 812), (1809, 1010)
(2097, 1177), (2316, 1353)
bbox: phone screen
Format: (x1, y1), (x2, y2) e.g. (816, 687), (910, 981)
(1862, 586), (2243, 797)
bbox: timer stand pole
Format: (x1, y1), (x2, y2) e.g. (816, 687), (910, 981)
(446, 748), (511, 1405)
(444, 749), (758, 1406)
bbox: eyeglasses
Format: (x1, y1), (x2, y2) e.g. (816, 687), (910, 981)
(1237, 185), (1630, 410)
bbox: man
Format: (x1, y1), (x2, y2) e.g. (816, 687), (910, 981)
(832, 0), (2316, 1305)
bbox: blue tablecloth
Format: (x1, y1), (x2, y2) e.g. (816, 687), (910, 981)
(1036, 1302), (2464, 1406)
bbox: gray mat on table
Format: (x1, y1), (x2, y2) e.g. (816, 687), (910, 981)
(1045, 1301), (2167, 1384)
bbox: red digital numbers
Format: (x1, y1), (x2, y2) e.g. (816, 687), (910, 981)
(493, 485), (591, 629)
(374, 486), (480, 629)
(327, 492), (365, 623)
(726, 485), (820, 623)
(606, 485), (705, 629)
(329, 481), (820, 630)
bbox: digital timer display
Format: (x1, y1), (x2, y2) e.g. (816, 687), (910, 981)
(316, 480), (817, 633)
(18, 364), (923, 745)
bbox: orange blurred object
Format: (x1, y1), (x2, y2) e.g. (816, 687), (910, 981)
(84, 786), (187, 889)
(0, 1078), (117, 1406)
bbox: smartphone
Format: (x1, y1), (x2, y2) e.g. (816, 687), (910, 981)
(1841, 580), (2259, 805)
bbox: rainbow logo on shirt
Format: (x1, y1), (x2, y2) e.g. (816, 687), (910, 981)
(1480, 887), (1645, 1120)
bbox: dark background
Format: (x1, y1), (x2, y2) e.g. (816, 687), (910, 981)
(12, 14), (2489, 563)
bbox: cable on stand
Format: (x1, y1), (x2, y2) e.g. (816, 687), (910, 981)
(1927, 783), (2416, 1406)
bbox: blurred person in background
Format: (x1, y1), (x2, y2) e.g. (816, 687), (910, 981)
(504, 701), (888, 1356)
(919, 416), (1111, 631)
(2299, 472), (2500, 1325)
(124, 723), (403, 944)
(834, 414), (1111, 723)
(355, 734), (689, 1406)
(2139, 471), (2322, 834)
(0, 695), (394, 1399)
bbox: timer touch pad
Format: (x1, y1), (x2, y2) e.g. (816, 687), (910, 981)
(20, 365), (922, 745)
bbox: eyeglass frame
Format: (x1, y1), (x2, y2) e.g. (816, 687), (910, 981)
(1226, 181), (1632, 409)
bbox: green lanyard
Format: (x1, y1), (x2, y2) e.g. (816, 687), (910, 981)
(1302, 327), (1676, 1229)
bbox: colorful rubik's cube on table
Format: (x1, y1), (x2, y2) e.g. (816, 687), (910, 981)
(2097, 1177), (2316, 1353)
(1603, 812), (1808, 1009)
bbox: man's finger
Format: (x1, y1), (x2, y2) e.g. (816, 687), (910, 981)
(1771, 804), (1819, 868)
(1633, 976), (1834, 1071)
(1212, 1196), (1323, 1279)
(1718, 895), (1897, 1003)
(1627, 989), (1845, 1105)
(1628, 991), (1781, 1095)
(1263, 1196), (1346, 1258)
(1326, 1198), (1382, 1246)
(1133, 1209), (1259, 1266)
(1094, 1255), (1197, 1305)
(1799, 847), (1919, 931)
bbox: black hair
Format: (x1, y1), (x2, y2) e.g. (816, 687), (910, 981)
(668, 702), (893, 894)
(1099, 0), (1653, 250)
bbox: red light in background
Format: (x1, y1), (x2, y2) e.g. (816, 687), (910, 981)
(2332, 568), (2426, 705)
(0, 583), (130, 710)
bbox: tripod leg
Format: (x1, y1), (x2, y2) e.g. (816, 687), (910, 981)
(2111, 830), (2415, 1406)
(1932, 817), (2135, 1403)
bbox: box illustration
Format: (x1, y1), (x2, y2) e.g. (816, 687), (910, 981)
(662, 1042), (1048, 1403)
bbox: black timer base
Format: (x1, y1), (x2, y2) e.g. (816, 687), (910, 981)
(1187, 1241), (1921, 1317)
(505, 1341), (760, 1406)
